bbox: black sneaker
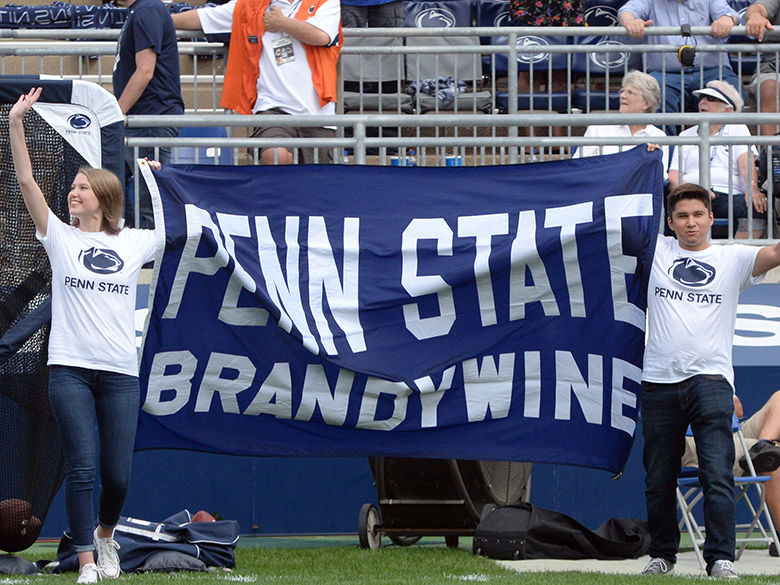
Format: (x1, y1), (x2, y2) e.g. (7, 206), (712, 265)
(739, 440), (780, 474)
(770, 542), (778, 557)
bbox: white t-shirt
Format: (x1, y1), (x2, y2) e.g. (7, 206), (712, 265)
(574, 124), (669, 180)
(670, 124), (757, 194)
(198, 0), (340, 116)
(642, 235), (762, 387)
(37, 210), (160, 376)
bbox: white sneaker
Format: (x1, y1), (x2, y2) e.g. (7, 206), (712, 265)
(640, 557), (675, 575)
(709, 559), (739, 579)
(76, 563), (100, 584)
(93, 527), (121, 579)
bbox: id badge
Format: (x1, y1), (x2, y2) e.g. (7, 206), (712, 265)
(273, 37), (295, 65)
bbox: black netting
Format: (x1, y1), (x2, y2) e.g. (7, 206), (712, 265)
(0, 103), (87, 552)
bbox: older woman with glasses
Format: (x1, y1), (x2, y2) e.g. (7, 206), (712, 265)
(574, 70), (668, 175)
(668, 80), (767, 239)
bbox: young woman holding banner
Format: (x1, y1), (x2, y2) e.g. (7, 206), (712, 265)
(9, 86), (160, 584)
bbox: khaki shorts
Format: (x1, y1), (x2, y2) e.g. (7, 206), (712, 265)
(682, 412), (759, 476)
(252, 108), (335, 164)
(749, 59), (779, 97)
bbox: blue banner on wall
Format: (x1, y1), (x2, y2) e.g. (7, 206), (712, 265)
(137, 147), (663, 474)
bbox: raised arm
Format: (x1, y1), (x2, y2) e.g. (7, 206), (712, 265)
(754, 242), (780, 277)
(9, 87), (49, 236)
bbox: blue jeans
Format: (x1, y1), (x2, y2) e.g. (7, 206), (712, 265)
(650, 67), (745, 135)
(49, 366), (140, 551)
(124, 126), (179, 229)
(641, 375), (735, 570)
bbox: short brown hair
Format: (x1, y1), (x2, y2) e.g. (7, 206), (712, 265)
(71, 166), (124, 235)
(667, 183), (712, 216)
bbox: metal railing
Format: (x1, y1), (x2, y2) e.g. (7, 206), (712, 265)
(2, 25), (780, 242)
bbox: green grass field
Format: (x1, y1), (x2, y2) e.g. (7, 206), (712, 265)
(3, 536), (780, 585)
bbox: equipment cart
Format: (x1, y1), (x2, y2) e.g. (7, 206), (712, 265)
(358, 457), (532, 549)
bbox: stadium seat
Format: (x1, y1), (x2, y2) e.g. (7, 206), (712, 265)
(583, 0), (627, 26)
(490, 35), (573, 113)
(572, 36), (636, 112)
(404, 0), (474, 28)
(404, 0), (489, 113)
(677, 415), (780, 570)
(341, 34), (412, 113)
(174, 126), (232, 165)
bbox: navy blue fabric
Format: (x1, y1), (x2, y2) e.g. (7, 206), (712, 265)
(0, 76), (71, 105)
(404, 0), (473, 27)
(55, 510), (238, 573)
(136, 148), (663, 474)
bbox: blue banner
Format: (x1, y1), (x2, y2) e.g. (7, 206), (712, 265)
(137, 147), (663, 473)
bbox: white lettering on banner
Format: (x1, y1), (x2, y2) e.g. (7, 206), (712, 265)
(163, 204), (365, 355)
(462, 353), (514, 422)
(244, 362), (292, 418)
(256, 216), (317, 353)
(611, 358), (640, 435)
(144, 350), (198, 415)
(401, 218), (457, 340)
(216, 213), (269, 327)
(357, 378), (411, 430)
(735, 304), (780, 346)
(307, 217), (365, 354)
(195, 353), (256, 414)
(523, 351), (541, 418)
(400, 195), (647, 340)
(414, 366), (456, 428)
(605, 194), (653, 329)
(142, 349), (639, 436)
(162, 194), (649, 354)
(544, 203), (593, 318)
(457, 213), (510, 327)
(509, 211), (559, 320)
(295, 365), (353, 425)
(163, 205), (230, 319)
(554, 351), (603, 424)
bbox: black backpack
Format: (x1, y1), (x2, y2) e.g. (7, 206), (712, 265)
(472, 502), (649, 561)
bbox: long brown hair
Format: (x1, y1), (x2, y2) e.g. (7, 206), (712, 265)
(71, 166), (124, 235)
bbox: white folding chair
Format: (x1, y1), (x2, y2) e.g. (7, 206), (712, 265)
(676, 415), (780, 569)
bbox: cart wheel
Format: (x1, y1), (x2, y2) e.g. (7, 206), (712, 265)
(358, 503), (382, 550)
(389, 535), (422, 547)
(445, 535), (459, 549)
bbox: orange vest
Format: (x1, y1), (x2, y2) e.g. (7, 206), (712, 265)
(220, 0), (341, 115)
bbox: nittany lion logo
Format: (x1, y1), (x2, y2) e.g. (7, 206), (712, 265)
(414, 8), (456, 28)
(584, 5), (618, 27)
(79, 247), (125, 274)
(669, 258), (716, 287)
(589, 39), (631, 69)
(492, 10), (511, 27)
(67, 113), (92, 130)
(516, 36), (550, 64)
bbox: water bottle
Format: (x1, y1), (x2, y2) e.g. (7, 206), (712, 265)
(341, 149), (350, 165)
(407, 149), (417, 167)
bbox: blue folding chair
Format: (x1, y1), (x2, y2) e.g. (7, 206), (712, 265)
(676, 414), (780, 570)
(173, 126), (233, 165)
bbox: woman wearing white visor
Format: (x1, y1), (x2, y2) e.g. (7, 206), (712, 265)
(668, 80), (767, 239)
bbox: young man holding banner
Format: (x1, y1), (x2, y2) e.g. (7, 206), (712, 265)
(640, 183), (780, 578)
